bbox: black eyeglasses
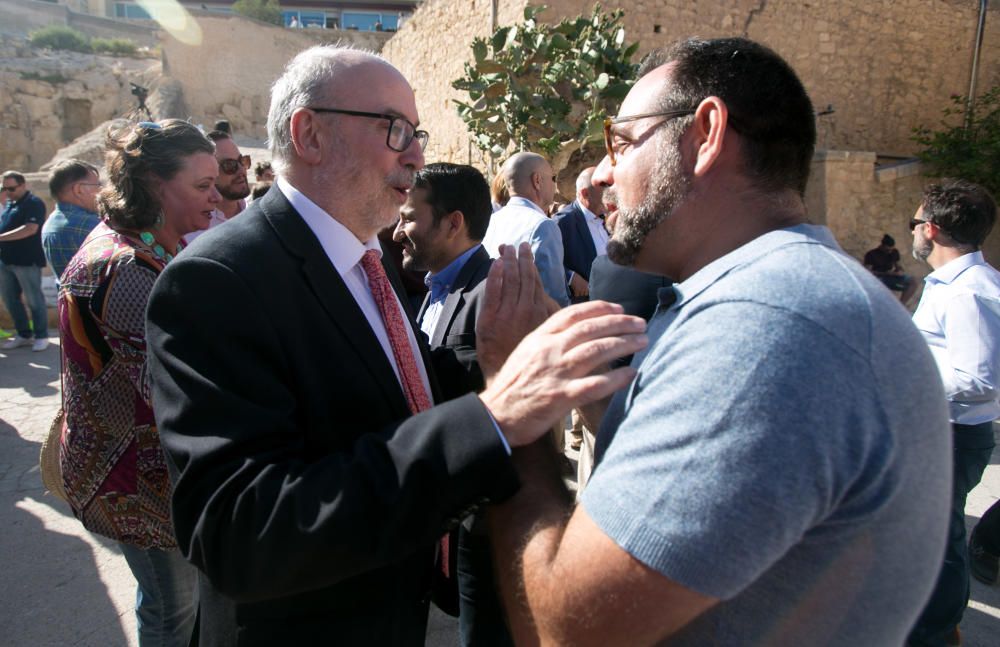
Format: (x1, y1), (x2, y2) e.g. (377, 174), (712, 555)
(909, 218), (931, 231)
(307, 107), (429, 152)
(603, 108), (695, 166)
(1, 184), (22, 192)
(219, 155), (251, 175)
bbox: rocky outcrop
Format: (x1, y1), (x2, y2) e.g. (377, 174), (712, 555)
(0, 35), (160, 172)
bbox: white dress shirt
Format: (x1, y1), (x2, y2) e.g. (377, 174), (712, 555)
(912, 250), (1000, 424)
(578, 201), (608, 257)
(275, 177), (432, 401)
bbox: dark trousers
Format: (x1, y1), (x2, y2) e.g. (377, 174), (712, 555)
(972, 498), (1000, 553)
(457, 523), (514, 647)
(909, 422), (995, 646)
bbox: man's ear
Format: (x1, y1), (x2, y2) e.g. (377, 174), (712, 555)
(689, 96), (728, 178)
(289, 108), (324, 166)
(444, 210), (465, 239)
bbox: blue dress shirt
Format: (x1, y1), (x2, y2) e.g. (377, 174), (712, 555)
(419, 244), (482, 340)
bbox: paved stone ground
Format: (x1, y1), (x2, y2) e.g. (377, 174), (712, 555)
(2, 337), (998, 645)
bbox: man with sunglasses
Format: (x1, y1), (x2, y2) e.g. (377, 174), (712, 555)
(146, 45), (636, 645)
(183, 130), (249, 244)
(908, 180), (1000, 647)
(486, 37), (952, 645)
(0, 170), (49, 352)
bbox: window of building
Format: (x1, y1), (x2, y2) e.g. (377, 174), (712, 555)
(341, 12), (397, 31)
(114, 2), (151, 19)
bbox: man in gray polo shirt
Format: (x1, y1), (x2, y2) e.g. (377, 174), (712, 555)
(485, 37), (952, 645)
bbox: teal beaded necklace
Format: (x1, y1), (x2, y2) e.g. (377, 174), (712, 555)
(139, 231), (180, 263)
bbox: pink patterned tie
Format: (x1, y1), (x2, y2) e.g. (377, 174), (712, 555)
(360, 250), (450, 575)
(359, 249), (433, 414)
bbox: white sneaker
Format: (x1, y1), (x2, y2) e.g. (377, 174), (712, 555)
(31, 338), (49, 352)
(2, 336), (32, 350)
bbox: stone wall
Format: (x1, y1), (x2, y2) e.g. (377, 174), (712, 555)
(0, 0), (158, 47)
(384, 0), (1000, 164)
(160, 13), (394, 139)
(0, 36), (160, 171)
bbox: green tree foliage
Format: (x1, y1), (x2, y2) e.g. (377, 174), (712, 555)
(913, 87), (1000, 196)
(91, 38), (138, 57)
(29, 26), (141, 57)
(232, 0), (284, 26)
(452, 4), (639, 171)
(29, 26), (92, 53)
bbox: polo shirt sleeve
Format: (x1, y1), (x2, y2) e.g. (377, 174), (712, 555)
(581, 300), (869, 600)
(23, 196), (46, 226)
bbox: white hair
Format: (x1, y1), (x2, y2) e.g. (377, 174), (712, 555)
(576, 167), (596, 193)
(266, 44), (389, 174)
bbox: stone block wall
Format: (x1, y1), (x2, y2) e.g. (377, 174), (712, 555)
(384, 0), (999, 165)
(160, 13), (395, 140)
(383, 0), (530, 166)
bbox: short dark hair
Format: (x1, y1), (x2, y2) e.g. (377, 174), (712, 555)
(251, 182), (271, 201)
(412, 163), (491, 241)
(206, 130), (231, 143)
(639, 38), (816, 196)
(99, 119), (215, 230)
(881, 234), (895, 247)
(213, 119), (232, 134)
(254, 161), (272, 177)
(2, 171), (25, 185)
(48, 159), (99, 198)
(921, 179), (997, 248)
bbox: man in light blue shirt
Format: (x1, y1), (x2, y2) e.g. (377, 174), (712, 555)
(909, 179), (1000, 646)
(480, 152), (569, 306)
(486, 37), (951, 646)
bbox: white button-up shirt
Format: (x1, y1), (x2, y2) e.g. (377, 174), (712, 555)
(912, 250), (1000, 424)
(579, 201), (608, 257)
(276, 177), (432, 401)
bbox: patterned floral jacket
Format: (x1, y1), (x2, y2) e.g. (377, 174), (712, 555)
(58, 222), (177, 548)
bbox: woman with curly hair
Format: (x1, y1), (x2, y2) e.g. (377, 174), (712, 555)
(58, 119), (218, 646)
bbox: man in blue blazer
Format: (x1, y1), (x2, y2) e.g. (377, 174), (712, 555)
(553, 166), (609, 303)
(397, 162), (493, 395)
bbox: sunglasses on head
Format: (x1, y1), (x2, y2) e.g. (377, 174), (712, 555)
(219, 155), (251, 175)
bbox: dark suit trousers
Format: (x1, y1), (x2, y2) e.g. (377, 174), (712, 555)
(909, 422), (995, 646)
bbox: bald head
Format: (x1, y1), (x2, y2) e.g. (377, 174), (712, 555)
(501, 152), (555, 210)
(575, 166), (604, 215)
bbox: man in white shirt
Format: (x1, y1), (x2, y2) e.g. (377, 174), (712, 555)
(481, 152), (570, 306)
(554, 166), (608, 303)
(909, 179), (1000, 647)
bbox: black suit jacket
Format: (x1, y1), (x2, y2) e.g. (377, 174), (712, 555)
(589, 255), (673, 368)
(417, 245), (492, 394)
(146, 188), (519, 646)
(553, 202), (599, 282)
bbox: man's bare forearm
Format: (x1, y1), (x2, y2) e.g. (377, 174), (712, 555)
(488, 439), (574, 645)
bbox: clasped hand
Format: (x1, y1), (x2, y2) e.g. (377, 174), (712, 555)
(477, 243), (647, 448)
